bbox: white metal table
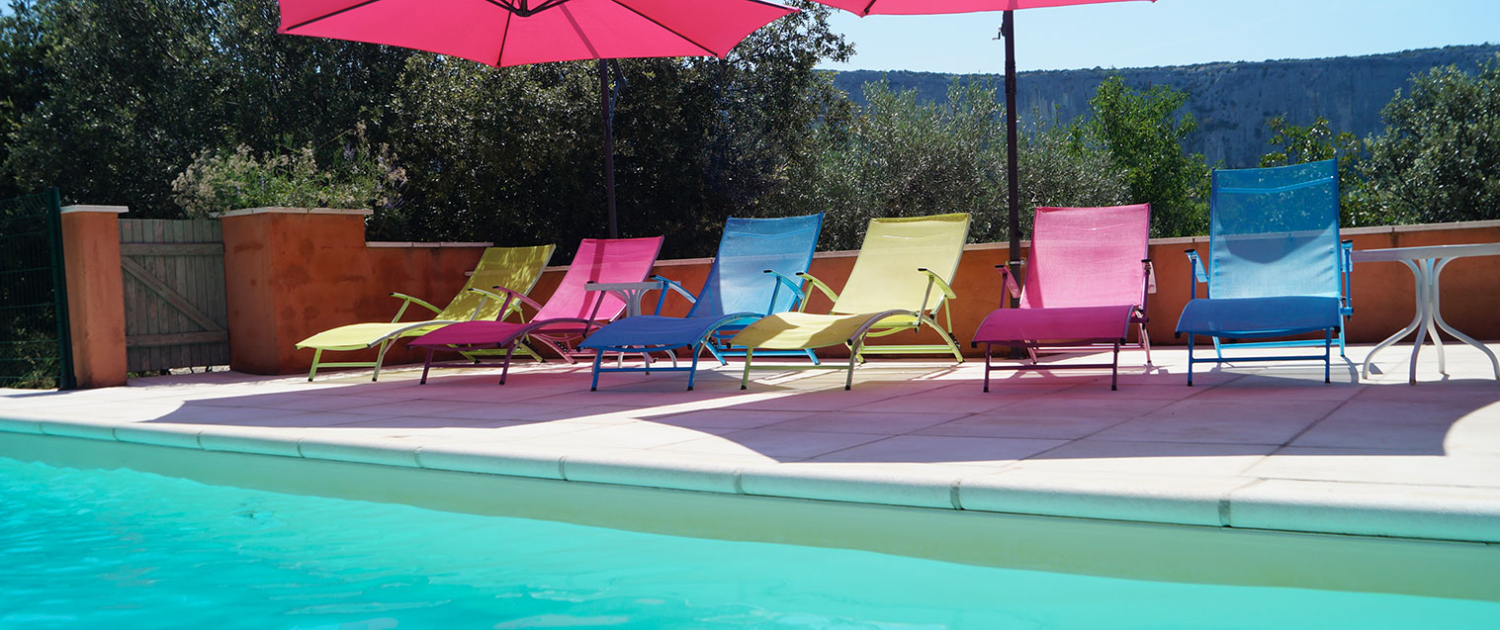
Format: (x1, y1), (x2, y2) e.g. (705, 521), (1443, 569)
(1352, 242), (1500, 384)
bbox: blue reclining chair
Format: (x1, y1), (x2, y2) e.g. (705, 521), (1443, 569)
(1175, 160), (1353, 385)
(580, 214), (823, 390)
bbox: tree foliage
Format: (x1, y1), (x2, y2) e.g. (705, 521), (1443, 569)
(1085, 76), (1209, 237)
(1361, 54), (1500, 225)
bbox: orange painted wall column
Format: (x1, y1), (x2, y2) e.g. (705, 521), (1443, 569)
(59, 205), (129, 388)
(220, 208), (374, 375)
(220, 207), (495, 375)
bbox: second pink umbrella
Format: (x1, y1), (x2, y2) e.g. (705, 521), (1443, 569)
(815, 1), (1154, 265)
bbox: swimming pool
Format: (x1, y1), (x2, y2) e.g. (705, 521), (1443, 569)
(3, 455), (1498, 629)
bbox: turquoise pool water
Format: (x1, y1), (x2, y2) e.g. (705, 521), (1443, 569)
(3, 456), (1497, 629)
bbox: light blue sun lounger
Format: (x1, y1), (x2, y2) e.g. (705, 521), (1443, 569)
(1175, 159), (1353, 385)
(580, 214), (823, 390)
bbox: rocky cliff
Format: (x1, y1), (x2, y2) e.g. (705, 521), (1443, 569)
(830, 45), (1500, 168)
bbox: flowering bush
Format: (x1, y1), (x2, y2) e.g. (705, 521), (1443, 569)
(172, 124), (407, 216)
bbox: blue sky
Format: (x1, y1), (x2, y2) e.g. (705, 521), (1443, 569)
(818, 0), (1500, 74)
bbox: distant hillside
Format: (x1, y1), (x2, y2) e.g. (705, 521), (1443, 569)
(829, 45), (1500, 168)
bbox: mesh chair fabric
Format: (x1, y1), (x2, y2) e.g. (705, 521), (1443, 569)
(533, 237), (665, 321)
(1020, 205), (1149, 309)
(1209, 160), (1339, 300)
(690, 215), (823, 319)
(832, 213), (970, 315)
(439, 244), (556, 321)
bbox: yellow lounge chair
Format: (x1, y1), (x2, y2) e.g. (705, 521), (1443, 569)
(295, 244), (555, 381)
(731, 213), (969, 390)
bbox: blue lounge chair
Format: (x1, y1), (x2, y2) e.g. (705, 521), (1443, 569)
(580, 214), (824, 390)
(1175, 160), (1353, 385)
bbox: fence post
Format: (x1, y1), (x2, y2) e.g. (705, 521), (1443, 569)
(59, 204), (129, 388)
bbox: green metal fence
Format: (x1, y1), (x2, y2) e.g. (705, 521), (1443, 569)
(0, 189), (74, 389)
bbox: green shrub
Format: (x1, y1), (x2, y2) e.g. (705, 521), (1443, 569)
(171, 124), (406, 216)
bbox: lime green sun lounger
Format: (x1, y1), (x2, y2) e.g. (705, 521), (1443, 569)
(730, 213), (970, 390)
(295, 244), (555, 381)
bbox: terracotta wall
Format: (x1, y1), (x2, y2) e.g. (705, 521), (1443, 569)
(221, 211), (1500, 375)
(220, 209), (495, 375)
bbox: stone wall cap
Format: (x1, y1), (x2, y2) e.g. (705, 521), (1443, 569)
(217, 207), (374, 218)
(60, 205), (129, 215)
(368, 241), (495, 249)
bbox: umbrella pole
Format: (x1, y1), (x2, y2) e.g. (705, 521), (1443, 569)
(599, 59), (619, 239)
(1002, 10), (1019, 275)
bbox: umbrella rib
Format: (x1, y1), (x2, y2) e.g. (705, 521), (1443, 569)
(494, 7), (513, 66)
(860, 0), (878, 16)
(283, 0), (394, 32)
(608, 0), (717, 57)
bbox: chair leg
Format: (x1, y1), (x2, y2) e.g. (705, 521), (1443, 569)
(1186, 335), (1196, 387)
(1111, 341), (1121, 391)
(686, 347), (701, 391)
(1139, 323), (1153, 365)
(371, 338), (393, 382)
(1324, 329), (1333, 384)
(983, 345), (992, 393)
(804, 348), (821, 366)
(590, 350), (604, 392)
(499, 343), (518, 385)
(419, 348), (436, 385)
(845, 341), (862, 391)
(308, 349), (323, 382)
(740, 349), (754, 390)
(1337, 326), (1347, 359)
(1212, 336), (1223, 360)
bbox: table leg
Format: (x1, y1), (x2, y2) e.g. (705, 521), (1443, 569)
(1362, 259), (1425, 380)
(1431, 256), (1500, 380)
(1407, 259), (1430, 385)
(1421, 258), (1446, 376)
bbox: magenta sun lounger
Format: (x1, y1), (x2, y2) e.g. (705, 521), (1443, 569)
(971, 204), (1154, 391)
(408, 236), (664, 384)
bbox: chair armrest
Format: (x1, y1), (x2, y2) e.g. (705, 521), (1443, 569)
(995, 261), (1024, 301)
(796, 272), (841, 308)
(763, 269), (809, 311)
(917, 268), (958, 301)
(388, 292), (443, 323)
(469, 286), (545, 316)
(1340, 240), (1354, 315)
(650, 275), (698, 306)
(1184, 249), (1208, 283)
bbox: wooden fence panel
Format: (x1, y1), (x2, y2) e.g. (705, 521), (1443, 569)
(119, 219), (229, 372)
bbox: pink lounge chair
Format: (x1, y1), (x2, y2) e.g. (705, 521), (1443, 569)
(971, 204), (1154, 391)
(408, 236), (664, 384)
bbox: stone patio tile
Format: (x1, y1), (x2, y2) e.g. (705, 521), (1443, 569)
(653, 429), (887, 460)
(1013, 439), (1275, 477)
(763, 410), (968, 435)
(1093, 398), (1342, 445)
(504, 421), (733, 450)
(1247, 446), (1500, 488)
(1291, 400), (1484, 450)
(806, 434), (1065, 466)
(645, 409), (814, 430)
(975, 396), (1177, 422)
(914, 413), (1133, 440)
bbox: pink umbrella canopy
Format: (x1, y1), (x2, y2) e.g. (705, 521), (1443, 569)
(816, 0), (1142, 15)
(810, 0), (1153, 280)
(277, 0), (798, 237)
(279, 0), (798, 67)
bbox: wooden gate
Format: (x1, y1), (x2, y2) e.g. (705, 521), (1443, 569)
(119, 219), (230, 372)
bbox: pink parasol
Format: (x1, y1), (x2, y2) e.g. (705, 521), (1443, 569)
(278, 0), (799, 236)
(812, 0), (1154, 272)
